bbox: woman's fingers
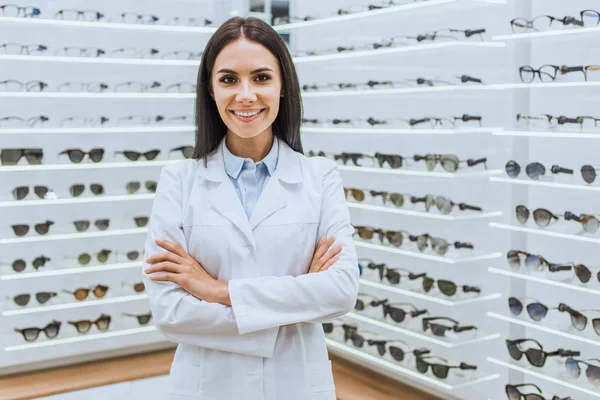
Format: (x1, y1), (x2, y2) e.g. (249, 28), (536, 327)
(145, 261), (182, 275)
(311, 236), (335, 264)
(155, 240), (187, 259)
(147, 272), (180, 284)
(320, 255), (340, 272)
(318, 245), (342, 267)
(146, 250), (182, 265)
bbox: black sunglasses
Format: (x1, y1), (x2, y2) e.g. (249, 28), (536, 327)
(505, 160), (573, 180)
(10, 256), (51, 272)
(11, 291), (57, 306)
(414, 274), (481, 297)
(505, 383), (572, 400)
(506, 338), (580, 367)
(366, 338), (430, 361)
(12, 185), (49, 200)
(60, 148), (104, 163)
(11, 220), (54, 236)
(422, 317), (477, 337)
(115, 149), (160, 161)
(73, 219), (110, 232)
(416, 355), (477, 379)
(15, 320), (61, 342)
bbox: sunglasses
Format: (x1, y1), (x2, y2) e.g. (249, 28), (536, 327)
(515, 205), (561, 228)
(10, 256), (51, 272)
(11, 220), (54, 236)
(62, 284), (109, 301)
(353, 226), (404, 246)
(0, 115), (48, 128)
(565, 358), (600, 387)
(123, 281), (145, 292)
(413, 154), (487, 172)
(358, 259), (419, 284)
(115, 149), (160, 161)
(366, 338), (430, 361)
(11, 291), (57, 306)
(68, 314), (111, 334)
(379, 301), (428, 323)
(69, 183), (104, 197)
(416, 274), (481, 297)
(506, 250), (576, 274)
(506, 338), (580, 367)
(73, 219), (110, 232)
(15, 320), (61, 342)
(505, 160), (573, 180)
(581, 165), (600, 184)
(126, 180), (157, 194)
(321, 322), (355, 334)
(134, 216), (149, 227)
(169, 146), (194, 159)
(59, 148), (104, 163)
(415, 355), (477, 379)
(422, 317), (477, 337)
(411, 194), (482, 214)
(505, 383), (571, 400)
(122, 312), (152, 325)
(78, 249), (112, 265)
(1, 148), (43, 165)
(409, 233), (474, 256)
(12, 185), (49, 200)
(508, 297), (551, 321)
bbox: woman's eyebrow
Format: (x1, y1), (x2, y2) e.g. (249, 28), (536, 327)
(216, 67), (274, 75)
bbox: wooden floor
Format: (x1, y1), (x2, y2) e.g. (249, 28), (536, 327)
(0, 349), (441, 400)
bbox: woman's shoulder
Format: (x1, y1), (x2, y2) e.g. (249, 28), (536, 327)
(159, 159), (202, 186)
(297, 151), (338, 178)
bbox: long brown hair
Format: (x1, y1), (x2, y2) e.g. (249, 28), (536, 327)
(192, 17), (303, 163)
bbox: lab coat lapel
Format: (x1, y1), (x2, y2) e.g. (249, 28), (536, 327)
(203, 139), (256, 248)
(249, 139), (302, 230)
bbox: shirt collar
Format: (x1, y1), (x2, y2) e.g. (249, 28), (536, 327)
(223, 136), (279, 180)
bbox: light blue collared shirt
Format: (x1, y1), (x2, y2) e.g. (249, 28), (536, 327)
(223, 136), (279, 219)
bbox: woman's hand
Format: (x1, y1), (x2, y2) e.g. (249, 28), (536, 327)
(145, 239), (227, 304)
(308, 236), (342, 273)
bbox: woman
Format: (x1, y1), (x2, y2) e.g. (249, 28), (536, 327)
(142, 16), (359, 400)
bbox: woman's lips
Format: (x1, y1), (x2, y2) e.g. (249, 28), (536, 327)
(229, 108), (265, 123)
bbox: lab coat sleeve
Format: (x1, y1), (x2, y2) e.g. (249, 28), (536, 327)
(143, 163), (279, 358)
(228, 162), (360, 334)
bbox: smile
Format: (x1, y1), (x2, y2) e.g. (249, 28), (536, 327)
(229, 108), (266, 122)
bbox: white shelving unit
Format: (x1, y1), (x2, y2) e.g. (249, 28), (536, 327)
(493, 130), (600, 139)
(0, 227), (148, 245)
(339, 165), (501, 178)
(3, 294), (148, 316)
(489, 222), (600, 244)
(490, 177), (600, 192)
(0, 160), (177, 173)
(302, 126), (502, 135)
(347, 202), (502, 221)
(0, 261), (141, 281)
(0, 93), (195, 99)
(0, 194), (155, 208)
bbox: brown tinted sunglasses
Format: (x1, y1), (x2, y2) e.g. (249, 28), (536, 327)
(62, 284), (108, 301)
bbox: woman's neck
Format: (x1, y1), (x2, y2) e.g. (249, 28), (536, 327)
(225, 131), (274, 163)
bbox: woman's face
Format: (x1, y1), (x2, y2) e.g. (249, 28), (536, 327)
(211, 38), (283, 139)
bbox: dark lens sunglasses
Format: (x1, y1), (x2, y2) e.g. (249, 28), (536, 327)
(73, 219), (110, 232)
(415, 355), (477, 379)
(122, 312), (152, 325)
(115, 149), (160, 161)
(505, 160), (573, 180)
(78, 249), (112, 265)
(59, 148), (104, 163)
(68, 314), (111, 333)
(505, 383), (572, 400)
(126, 180), (157, 194)
(11, 220), (54, 236)
(69, 183), (104, 197)
(15, 320), (61, 342)
(417, 274), (481, 297)
(422, 317), (477, 337)
(12, 185), (49, 200)
(565, 358), (600, 387)
(506, 338), (580, 367)
(11, 256), (51, 272)
(1, 148), (43, 165)
(11, 291), (57, 306)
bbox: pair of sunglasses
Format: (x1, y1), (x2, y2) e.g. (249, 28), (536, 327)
(516, 205), (600, 233)
(565, 358), (600, 387)
(62, 284), (108, 301)
(69, 314), (111, 333)
(115, 149), (160, 161)
(10, 256), (51, 272)
(1, 148), (43, 165)
(506, 160), (573, 181)
(413, 154), (487, 173)
(12, 291), (57, 306)
(506, 383), (572, 400)
(169, 146), (194, 159)
(409, 233), (473, 256)
(367, 338), (430, 361)
(11, 185), (49, 200)
(413, 273), (481, 297)
(126, 180), (157, 194)
(74, 219), (110, 232)
(11, 220), (54, 236)
(333, 152), (404, 169)
(416, 355), (477, 379)
(355, 296), (428, 323)
(422, 317), (477, 337)
(15, 320), (61, 342)
(506, 338), (580, 367)
(60, 148), (104, 163)
(507, 250), (597, 283)
(70, 183), (104, 197)
(358, 259), (420, 285)
(122, 312), (152, 325)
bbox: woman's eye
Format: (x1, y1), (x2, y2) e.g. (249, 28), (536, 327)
(221, 76), (236, 84)
(255, 74), (271, 82)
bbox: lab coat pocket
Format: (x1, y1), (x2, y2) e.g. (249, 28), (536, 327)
(182, 215), (231, 279)
(307, 360), (336, 399)
(168, 363), (202, 398)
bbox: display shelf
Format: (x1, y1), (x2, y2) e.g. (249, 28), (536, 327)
(345, 312), (500, 349)
(3, 326), (159, 352)
(487, 357), (600, 399)
(0, 227), (148, 245)
(301, 85), (493, 98)
(0, 160), (177, 173)
(488, 267), (600, 297)
(0, 16), (217, 33)
(0, 194), (154, 208)
(273, 0), (506, 32)
(492, 26), (600, 42)
(293, 42), (505, 64)
(487, 312), (600, 348)
(3, 294), (148, 316)
(0, 126), (194, 135)
(326, 339), (500, 391)
(301, 126), (501, 135)
(359, 278), (501, 307)
(492, 130), (600, 139)
(490, 177), (600, 192)
(339, 165), (501, 178)
(0, 54), (199, 66)
(355, 241), (501, 264)
(347, 202), (502, 221)
(489, 222), (600, 244)
(0, 261), (141, 281)
(491, 81), (600, 90)
(0, 93), (195, 99)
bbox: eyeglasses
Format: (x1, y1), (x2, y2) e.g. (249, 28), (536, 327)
(69, 183), (104, 197)
(12, 185), (50, 200)
(78, 249), (112, 265)
(169, 146), (194, 159)
(416, 275), (481, 297)
(506, 338), (580, 367)
(413, 154), (487, 172)
(407, 28), (486, 42)
(510, 15), (584, 33)
(422, 317), (477, 337)
(122, 312), (152, 325)
(110, 47), (159, 59)
(0, 79), (47, 92)
(334, 152), (379, 167)
(415, 355), (477, 379)
(54, 9), (104, 21)
(134, 216), (149, 227)
(11, 291), (57, 306)
(60, 148), (105, 163)
(15, 321), (61, 342)
(62, 284), (109, 301)
(119, 12), (159, 24)
(68, 314), (111, 333)
(114, 81), (161, 92)
(160, 50), (203, 60)
(126, 180), (157, 194)
(167, 16), (213, 26)
(57, 82), (109, 93)
(0, 4), (40, 17)
(165, 82), (196, 93)
(116, 115), (164, 126)
(506, 250), (575, 274)
(505, 383), (570, 400)
(0, 115), (49, 128)
(11, 220), (54, 236)
(73, 219), (110, 232)
(0, 43), (47, 55)
(54, 46), (106, 58)
(10, 256), (51, 272)
(115, 149), (160, 161)
(565, 358), (600, 387)
(60, 116), (109, 128)
(505, 160), (573, 180)
(410, 194), (482, 214)
(1, 148), (43, 165)
(519, 65), (600, 83)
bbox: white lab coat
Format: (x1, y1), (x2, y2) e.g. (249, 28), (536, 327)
(142, 137), (359, 400)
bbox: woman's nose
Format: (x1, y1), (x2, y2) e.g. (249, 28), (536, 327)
(236, 81), (257, 102)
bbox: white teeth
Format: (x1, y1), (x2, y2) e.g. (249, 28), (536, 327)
(233, 110), (261, 117)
